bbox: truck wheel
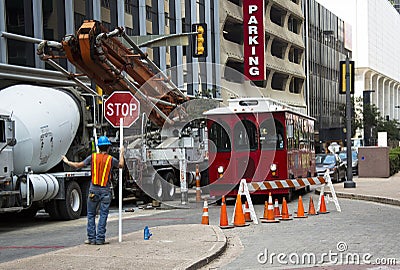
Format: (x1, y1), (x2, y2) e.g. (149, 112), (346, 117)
(58, 181), (82, 220)
(163, 172), (176, 201)
(80, 181), (91, 216)
(153, 174), (163, 202)
(17, 202), (40, 219)
(44, 200), (61, 220)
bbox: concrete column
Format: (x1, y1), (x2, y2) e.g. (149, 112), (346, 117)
(0, 0), (6, 63)
(204, 0), (212, 92)
(396, 84), (400, 120)
(383, 78), (389, 118)
(378, 76), (384, 113)
(117, 0), (125, 26)
(190, 0), (199, 96)
(32, 0), (44, 68)
(174, 0), (184, 88)
(138, 0), (147, 49)
(65, 0), (76, 72)
(389, 81), (394, 119)
(371, 74), (378, 105)
(213, 0), (221, 98)
(93, 0), (101, 21)
(158, 0), (166, 71)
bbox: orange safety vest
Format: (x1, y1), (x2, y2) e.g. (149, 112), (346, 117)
(91, 153), (113, 187)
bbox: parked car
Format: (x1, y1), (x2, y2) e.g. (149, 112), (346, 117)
(338, 150), (359, 175)
(315, 153), (347, 182)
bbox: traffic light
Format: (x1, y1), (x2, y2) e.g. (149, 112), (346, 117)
(192, 23), (207, 58)
(339, 60), (355, 94)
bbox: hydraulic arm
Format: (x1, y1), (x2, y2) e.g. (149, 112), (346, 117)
(37, 20), (187, 126)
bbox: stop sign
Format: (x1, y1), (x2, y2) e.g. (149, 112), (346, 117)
(104, 91), (140, 128)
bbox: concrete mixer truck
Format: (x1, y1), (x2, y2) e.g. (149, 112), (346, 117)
(0, 20), (210, 219)
(0, 84), (139, 220)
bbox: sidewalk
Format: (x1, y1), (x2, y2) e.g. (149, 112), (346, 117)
(0, 224), (227, 270)
(317, 173), (400, 206)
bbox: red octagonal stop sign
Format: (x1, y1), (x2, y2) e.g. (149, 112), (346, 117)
(104, 91), (140, 128)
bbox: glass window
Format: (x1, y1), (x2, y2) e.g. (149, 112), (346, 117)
(0, 120), (5, 143)
(260, 118), (285, 150)
(209, 121), (231, 152)
(234, 120), (258, 151)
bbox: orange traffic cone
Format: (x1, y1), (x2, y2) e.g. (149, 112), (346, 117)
(260, 200), (268, 219)
(244, 201), (252, 222)
(233, 194), (248, 227)
(261, 193), (280, 223)
(318, 194), (329, 214)
(294, 196), (308, 218)
(219, 196), (234, 229)
(201, 200), (209, 225)
(280, 197), (293, 221)
(274, 199), (281, 218)
(308, 196), (318, 216)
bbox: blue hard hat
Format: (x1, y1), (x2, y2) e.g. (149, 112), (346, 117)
(97, 136), (112, 146)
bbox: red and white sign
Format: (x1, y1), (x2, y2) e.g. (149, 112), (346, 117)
(104, 91), (140, 128)
(243, 0), (265, 81)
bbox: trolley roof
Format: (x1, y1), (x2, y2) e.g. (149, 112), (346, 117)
(204, 98), (314, 120)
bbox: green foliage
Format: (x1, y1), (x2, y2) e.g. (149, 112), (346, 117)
(389, 147), (400, 175)
(338, 97), (362, 137)
(354, 98), (400, 141)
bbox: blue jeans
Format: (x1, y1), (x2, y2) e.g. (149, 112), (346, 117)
(87, 187), (112, 244)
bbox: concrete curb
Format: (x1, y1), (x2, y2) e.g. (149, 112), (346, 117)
(180, 225), (228, 270)
(315, 189), (400, 206)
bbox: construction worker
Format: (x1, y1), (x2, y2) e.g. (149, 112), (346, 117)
(62, 136), (124, 245)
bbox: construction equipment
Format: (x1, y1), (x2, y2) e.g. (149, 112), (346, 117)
(0, 20), (210, 219)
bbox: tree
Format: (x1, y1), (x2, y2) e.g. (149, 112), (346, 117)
(338, 97), (362, 137)
(355, 98), (400, 143)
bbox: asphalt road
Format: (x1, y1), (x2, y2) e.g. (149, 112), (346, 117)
(1, 191), (399, 269)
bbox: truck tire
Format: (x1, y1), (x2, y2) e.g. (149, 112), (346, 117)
(163, 172), (176, 201)
(58, 180), (82, 220)
(153, 174), (164, 202)
(80, 181), (91, 216)
(16, 202), (40, 219)
(44, 200), (61, 220)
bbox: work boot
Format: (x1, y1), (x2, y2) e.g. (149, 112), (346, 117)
(84, 240), (95, 245)
(96, 240), (110, 245)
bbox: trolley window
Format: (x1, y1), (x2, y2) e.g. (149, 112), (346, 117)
(0, 120), (5, 143)
(209, 121), (231, 152)
(234, 120), (258, 151)
(260, 118), (285, 150)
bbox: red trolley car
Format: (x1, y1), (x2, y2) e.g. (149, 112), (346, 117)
(205, 98), (316, 199)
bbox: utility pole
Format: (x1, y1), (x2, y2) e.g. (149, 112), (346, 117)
(344, 54), (356, 188)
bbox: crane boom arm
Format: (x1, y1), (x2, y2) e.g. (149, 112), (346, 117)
(38, 20), (188, 126)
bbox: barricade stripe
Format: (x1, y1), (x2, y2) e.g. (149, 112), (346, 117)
(297, 179), (305, 187)
(303, 179), (311, 186)
(279, 181), (290, 188)
(286, 180), (296, 188)
(290, 180), (300, 188)
(269, 182), (278, 189)
(246, 176), (326, 191)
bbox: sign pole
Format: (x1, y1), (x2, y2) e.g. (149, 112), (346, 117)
(119, 117), (123, 242)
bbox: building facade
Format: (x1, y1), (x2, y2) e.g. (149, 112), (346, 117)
(303, 0), (348, 151)
(0, 0), (222, 98)
(0, 0), (311, 112)
(220, 0), (307, 111)
(316, 0), (400, 146)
